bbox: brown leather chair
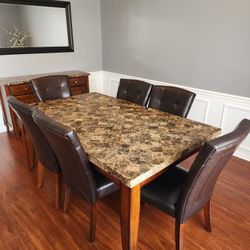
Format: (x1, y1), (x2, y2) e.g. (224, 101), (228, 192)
(32, 109), (119, 242)
(30, 75), (71, 102)
(148, 85), (196, 117)
(7, 96), (62, 209)
(141, 119), (250, 250)
(117, 78), (152, 106)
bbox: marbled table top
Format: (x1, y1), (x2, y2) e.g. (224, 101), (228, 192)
(37, 93), (221, 188)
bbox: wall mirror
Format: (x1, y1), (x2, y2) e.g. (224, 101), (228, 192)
(0, 0), (74, 55)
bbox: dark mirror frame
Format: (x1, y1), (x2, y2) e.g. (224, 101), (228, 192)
(0, 0), (74, 55)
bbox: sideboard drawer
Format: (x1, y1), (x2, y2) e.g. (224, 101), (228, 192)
(71, 86), (86, 95)
(9, 83), (33, 96)
(69, 77), (86, 87)
(15, 94), (37, 104)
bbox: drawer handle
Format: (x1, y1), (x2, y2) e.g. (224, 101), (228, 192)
(74, 80), (78, 84)
(24, 87), (28, 90)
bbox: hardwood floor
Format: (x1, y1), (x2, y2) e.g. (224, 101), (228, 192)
(0, 132), (249, 249)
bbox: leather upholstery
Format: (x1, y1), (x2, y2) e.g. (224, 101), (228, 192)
(148, 85), (196, 117)
(30, 75), (71, 102)
(7, 96), (60, 173)
(92, 167), (119, 198)
(33, 109), (119, 204)
(142, 165), (188, 217)
(142, 119), (250, 223)
(117, 79), (152, 106)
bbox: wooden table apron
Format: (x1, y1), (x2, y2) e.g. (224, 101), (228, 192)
(36, 93), (220, 250)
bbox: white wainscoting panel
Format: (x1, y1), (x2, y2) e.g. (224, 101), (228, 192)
(220, 104), (250, 160)
(89, 71), (104, 94)
(188, 98), (210, 124)
(98, 71), (250, 161)
(108, 79), (119, 97)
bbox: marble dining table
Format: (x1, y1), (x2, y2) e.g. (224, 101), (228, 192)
(36, 92), (220, 250)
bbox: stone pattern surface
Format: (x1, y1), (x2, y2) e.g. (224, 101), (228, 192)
(37, 93), (220, 187)
(0, 71), (89, 86)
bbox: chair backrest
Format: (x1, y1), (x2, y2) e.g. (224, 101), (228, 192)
(176, 119), (250, 223)
(33, 109), (97, 203)
(30, 75), (71, 102)
(117, 79), (152, 106)
(148, 85), (196, 117)
(7, 96), (59, 173)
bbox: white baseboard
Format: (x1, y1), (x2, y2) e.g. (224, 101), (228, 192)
(89, 70), (250, 162)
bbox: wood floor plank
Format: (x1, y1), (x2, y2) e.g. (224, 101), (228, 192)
(0, 132), (249, 249)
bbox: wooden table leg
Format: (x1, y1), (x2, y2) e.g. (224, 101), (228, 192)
(22, 126), (36, 170)
(120, 183), (140, 250)
(9, 108), (20, 139)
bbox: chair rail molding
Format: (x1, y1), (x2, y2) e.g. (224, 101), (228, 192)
(91, 71), (250, 161)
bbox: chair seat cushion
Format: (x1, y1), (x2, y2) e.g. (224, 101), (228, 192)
(141, 165), (188, 217)
(92, 167), (119, 198)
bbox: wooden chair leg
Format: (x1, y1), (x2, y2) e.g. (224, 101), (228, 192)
(89, 203), (96, 242)
(37, 162), (44, 189)
(12, 111), (21, 139)
(21, 125), (36, 171)
(20, 124), (30, 170)
(26, 131), (37, 171)
(175, 221), (184, 250)
(63, 184), (71, 213)
(54, 173), (62, 209)
(203, 199), (212, 232)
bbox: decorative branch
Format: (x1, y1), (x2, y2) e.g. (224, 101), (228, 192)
(4, 25), (31, 48)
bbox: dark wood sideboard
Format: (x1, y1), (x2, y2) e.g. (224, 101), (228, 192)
(0, 71), (90, 137)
